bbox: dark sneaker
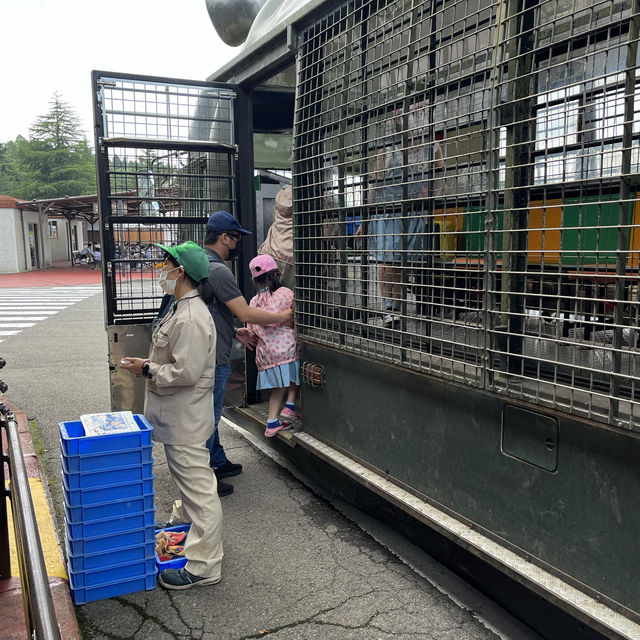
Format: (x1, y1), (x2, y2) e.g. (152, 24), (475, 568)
(158, 567), (221, 590)
(214, 460), (243, 479)
(217, 480), (234, 497)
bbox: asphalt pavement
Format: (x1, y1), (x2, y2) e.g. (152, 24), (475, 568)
(0, 284), (540, 640)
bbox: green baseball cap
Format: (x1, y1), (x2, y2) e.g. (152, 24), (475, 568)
(155, 241), (209, 282)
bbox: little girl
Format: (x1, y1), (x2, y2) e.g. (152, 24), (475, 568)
(247, 254), (301, 437)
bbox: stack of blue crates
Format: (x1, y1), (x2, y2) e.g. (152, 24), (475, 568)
(59, 414), (156, 604)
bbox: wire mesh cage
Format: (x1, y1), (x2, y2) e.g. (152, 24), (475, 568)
(104, 147), (236, 220)
(94, 75), (239, 325)
(293, 0), (640, 430)
(98, 77), (235, 145)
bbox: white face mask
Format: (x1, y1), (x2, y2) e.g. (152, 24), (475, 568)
(158, 266), (180, 295)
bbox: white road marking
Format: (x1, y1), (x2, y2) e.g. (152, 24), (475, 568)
(0, 286), (102, 341)
(0, 323), (35, 328)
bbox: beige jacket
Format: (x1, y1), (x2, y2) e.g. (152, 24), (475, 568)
(144, 292), (216, 445)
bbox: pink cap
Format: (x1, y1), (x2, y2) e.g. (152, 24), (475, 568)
(249, 254), (278, 278)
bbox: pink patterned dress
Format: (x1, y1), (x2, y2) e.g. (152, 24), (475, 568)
(248, 287), (300, 389)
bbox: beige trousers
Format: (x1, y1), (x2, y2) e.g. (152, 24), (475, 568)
(164, 442), (223, 578)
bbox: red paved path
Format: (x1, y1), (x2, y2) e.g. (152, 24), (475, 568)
(0, 261), (103, 288)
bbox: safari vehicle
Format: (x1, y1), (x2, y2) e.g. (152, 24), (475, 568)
(93, 1), (640, 638)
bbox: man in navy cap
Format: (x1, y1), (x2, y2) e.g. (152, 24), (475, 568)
(203, 211), (294, 496)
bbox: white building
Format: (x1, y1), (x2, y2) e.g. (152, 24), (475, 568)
(0, 195), (98, 274)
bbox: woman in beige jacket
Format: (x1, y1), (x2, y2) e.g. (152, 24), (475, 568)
(121, 241), (223, 590)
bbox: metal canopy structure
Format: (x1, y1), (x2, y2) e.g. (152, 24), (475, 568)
(16, 190), (189, 222)
(16, 194), (99, 224)
(15, 195), (100, 267)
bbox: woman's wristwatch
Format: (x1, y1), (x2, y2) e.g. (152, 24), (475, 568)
(142, 360), (152, 379)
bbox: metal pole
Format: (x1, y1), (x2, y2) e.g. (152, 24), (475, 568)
(1, 405), (62, 640)
(0, 356), (8, 579)
(0, 453), (10, 579)
(611, 0), (640, 425)
(500, 0), (538, 374)
(66, 213), (75, 268)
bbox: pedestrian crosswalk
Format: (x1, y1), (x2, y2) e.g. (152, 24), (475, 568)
(0, 286), (102, 343)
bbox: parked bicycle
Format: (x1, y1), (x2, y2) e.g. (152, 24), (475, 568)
(72, 251), (91, 265)
(73, 242), (96, 265)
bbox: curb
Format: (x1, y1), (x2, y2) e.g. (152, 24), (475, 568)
(0, 401), (81, 640)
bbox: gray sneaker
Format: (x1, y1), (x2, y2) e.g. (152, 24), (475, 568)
(158, 567), (221, 590)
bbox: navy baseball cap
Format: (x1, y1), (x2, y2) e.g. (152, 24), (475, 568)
(206, 210), (251, 235)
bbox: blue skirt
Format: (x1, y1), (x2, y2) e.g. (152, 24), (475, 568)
(257, 360), (301, 390)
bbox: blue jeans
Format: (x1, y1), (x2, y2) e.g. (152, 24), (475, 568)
(206, 364), (231, 468)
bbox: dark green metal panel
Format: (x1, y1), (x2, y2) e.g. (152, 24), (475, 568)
(502, 405), (558, 472)
(301, 342), (640, 614)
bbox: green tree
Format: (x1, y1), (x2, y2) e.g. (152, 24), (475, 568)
(0, 139), (21, 195)
(8, 93), (96, 199)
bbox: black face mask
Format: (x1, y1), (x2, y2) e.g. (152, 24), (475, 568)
(227, 247), (239, 260)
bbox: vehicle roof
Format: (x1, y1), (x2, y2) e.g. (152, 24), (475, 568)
(207, 0), (327, 85)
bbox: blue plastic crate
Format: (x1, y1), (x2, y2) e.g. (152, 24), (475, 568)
(64, 506), (155, 539)
(66, 526), (154, 556)
(155, 524), (190, 573)
(61, 457), (153, 490)
(66, 538), (155, 573)
(69, 571), (156, 605)
(64, 491), (154, 523)
(60, 414), (153, 457)
(63, 445), (153, 473)
(68, 557), (156, 589)
(62, 473), (154, 506)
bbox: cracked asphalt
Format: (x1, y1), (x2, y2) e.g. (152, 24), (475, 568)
(1, 289), (539, 640)
(76, 428), (509, 640)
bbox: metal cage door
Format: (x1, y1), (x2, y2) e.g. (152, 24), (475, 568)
(91, 71), (251, 411)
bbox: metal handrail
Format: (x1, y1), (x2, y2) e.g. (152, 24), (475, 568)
(1, 356), (62, 640)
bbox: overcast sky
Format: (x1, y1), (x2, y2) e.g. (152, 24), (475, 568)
(0, 0), (239, 144)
